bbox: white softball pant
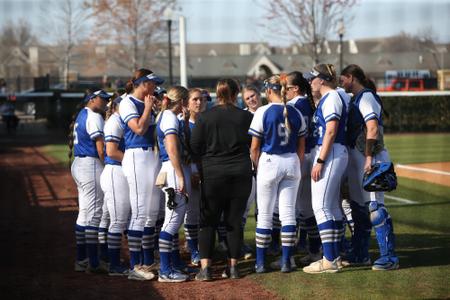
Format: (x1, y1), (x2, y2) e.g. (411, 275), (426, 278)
(122, 148), (160, 232)
(71, 157), (104, 227)
(160, 161), (192, 235)
(311, 144), (348, 224)
(347, 148), (390, 206)
(100, 164), (131, 234)
(296, 152), (314, 219)
(256, 152), (301, 229)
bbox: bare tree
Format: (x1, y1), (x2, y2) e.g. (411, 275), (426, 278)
(0, 20), (36, 68)
(84, 0), (176, 72)
(259, 0), (357, 64)
(40, 0), (88, 88)
(0, 20), (37, 91)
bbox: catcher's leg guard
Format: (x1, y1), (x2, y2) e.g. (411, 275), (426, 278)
(369, 202), (399, 270)
(349, 201), (372, 262)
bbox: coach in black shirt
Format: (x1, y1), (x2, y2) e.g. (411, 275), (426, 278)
(191, 78), (253, 280)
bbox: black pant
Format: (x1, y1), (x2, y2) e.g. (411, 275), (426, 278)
(199, 173), (252, 259)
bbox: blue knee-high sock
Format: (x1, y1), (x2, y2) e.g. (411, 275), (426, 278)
(142, 227), (155, 266)
(255, 228), (271, 267)
(155, 218), (164, 250)
(318, 220), (336, 261)
(159, 231), (173, 274)
(171, 233), (184, 269)
(127, 230), (143, 269)
(75, 224), (87, 261)
(297, 217), (307, 248)
(334, 220), (344, 258)
(98, 227), (108, 262)
(305, 217), (321, 254)
(184, 224), (199, 254)
(281, 225), (296, 264)
(85, 226), (99, 268)
(271, 213), (281, 249)
(107, 232), (122, 268)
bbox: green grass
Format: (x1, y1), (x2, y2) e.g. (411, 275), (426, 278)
(41, 133), (450, 299)
(40, 144), (71, 164)
(241, 133), (450, 299)
(241, 176), (450, 299)
(385, 133), (450, 164)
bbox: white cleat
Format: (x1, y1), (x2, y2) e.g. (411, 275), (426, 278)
(303, 257), (340, 274)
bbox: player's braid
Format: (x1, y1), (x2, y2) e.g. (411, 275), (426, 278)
(105, 96), (116, 121)
(68, 102), (85, 167)
(279, 73), (291, 136)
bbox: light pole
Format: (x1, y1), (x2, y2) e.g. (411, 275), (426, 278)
(164, 7), (173, 85)
(338, 19), (345, 73)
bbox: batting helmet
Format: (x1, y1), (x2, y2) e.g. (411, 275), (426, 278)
(363, 162), (397, 192)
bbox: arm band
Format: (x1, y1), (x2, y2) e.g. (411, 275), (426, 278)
(365, 139), (377, 157)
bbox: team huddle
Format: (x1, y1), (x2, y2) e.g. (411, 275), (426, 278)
(70, 63), (399, 283)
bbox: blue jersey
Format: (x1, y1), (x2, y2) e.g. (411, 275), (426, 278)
(119, 95), (156, 150)
(312, 90), (347, 146)
(104, 113), (125, 165)
(347, 88), (384, 148)
(157, 110), (182, 162)
(288, 96), (315, 153)
(73, 107), (104, 158)
(249, 103), (307, 154)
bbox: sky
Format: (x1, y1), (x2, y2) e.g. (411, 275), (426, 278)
(0, 0), (449, 45)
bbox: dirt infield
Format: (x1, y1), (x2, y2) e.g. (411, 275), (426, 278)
(0, 144), (279, 300)
(396, 162), (450, 187)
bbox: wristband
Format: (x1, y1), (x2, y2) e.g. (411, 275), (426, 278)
(316, 158), (325, 164)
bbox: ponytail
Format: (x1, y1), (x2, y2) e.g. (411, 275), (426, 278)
(287, 71), (316, 112)
(216, 78), (240, 106)
(68, 102), (85, 167)
(341, 64), (390, 119)
(125, 68), (154, 94)
(279, 73), (291, 136)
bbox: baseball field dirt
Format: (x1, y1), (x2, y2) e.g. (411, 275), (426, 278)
(396, 162), (450, 187)
(0, 139), (279, 300)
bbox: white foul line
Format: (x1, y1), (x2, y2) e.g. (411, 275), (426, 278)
(385, 195), (418, 204)
(396, 164), (450, 176)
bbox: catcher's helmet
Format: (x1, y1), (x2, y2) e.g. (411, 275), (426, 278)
(363, 162), (397, 192)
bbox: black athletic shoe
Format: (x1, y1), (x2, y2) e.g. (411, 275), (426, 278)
(195, 267), (213, 281)
(222, 266), (240, 279)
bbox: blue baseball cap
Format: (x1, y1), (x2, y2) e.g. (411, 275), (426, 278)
(133, 73), (164, 86)
(113, 95), (122, 105)
(201, 90), (212, 102)
(85, 90), (112, 102)
(262, 80), (281, 91)
(303, 68), (333, 82)
(154, 86), (167, 97)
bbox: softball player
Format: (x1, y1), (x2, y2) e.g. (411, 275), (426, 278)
(153, 86), (167, 252)
(241, 85), (263, 259)
(340, 64), (399, 270)
(99, 95), (132, 276)
(156, 86), (191, 282)
(183, 88), (205, 266)
(302, 64), (348, 274)
(119, 69), (163, 280)
(70, 90), (111, 273)
(250, 74), (306, 273)
(285, 71), (322, 265)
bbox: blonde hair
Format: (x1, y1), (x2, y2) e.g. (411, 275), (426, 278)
(266, 73), (291, 136)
